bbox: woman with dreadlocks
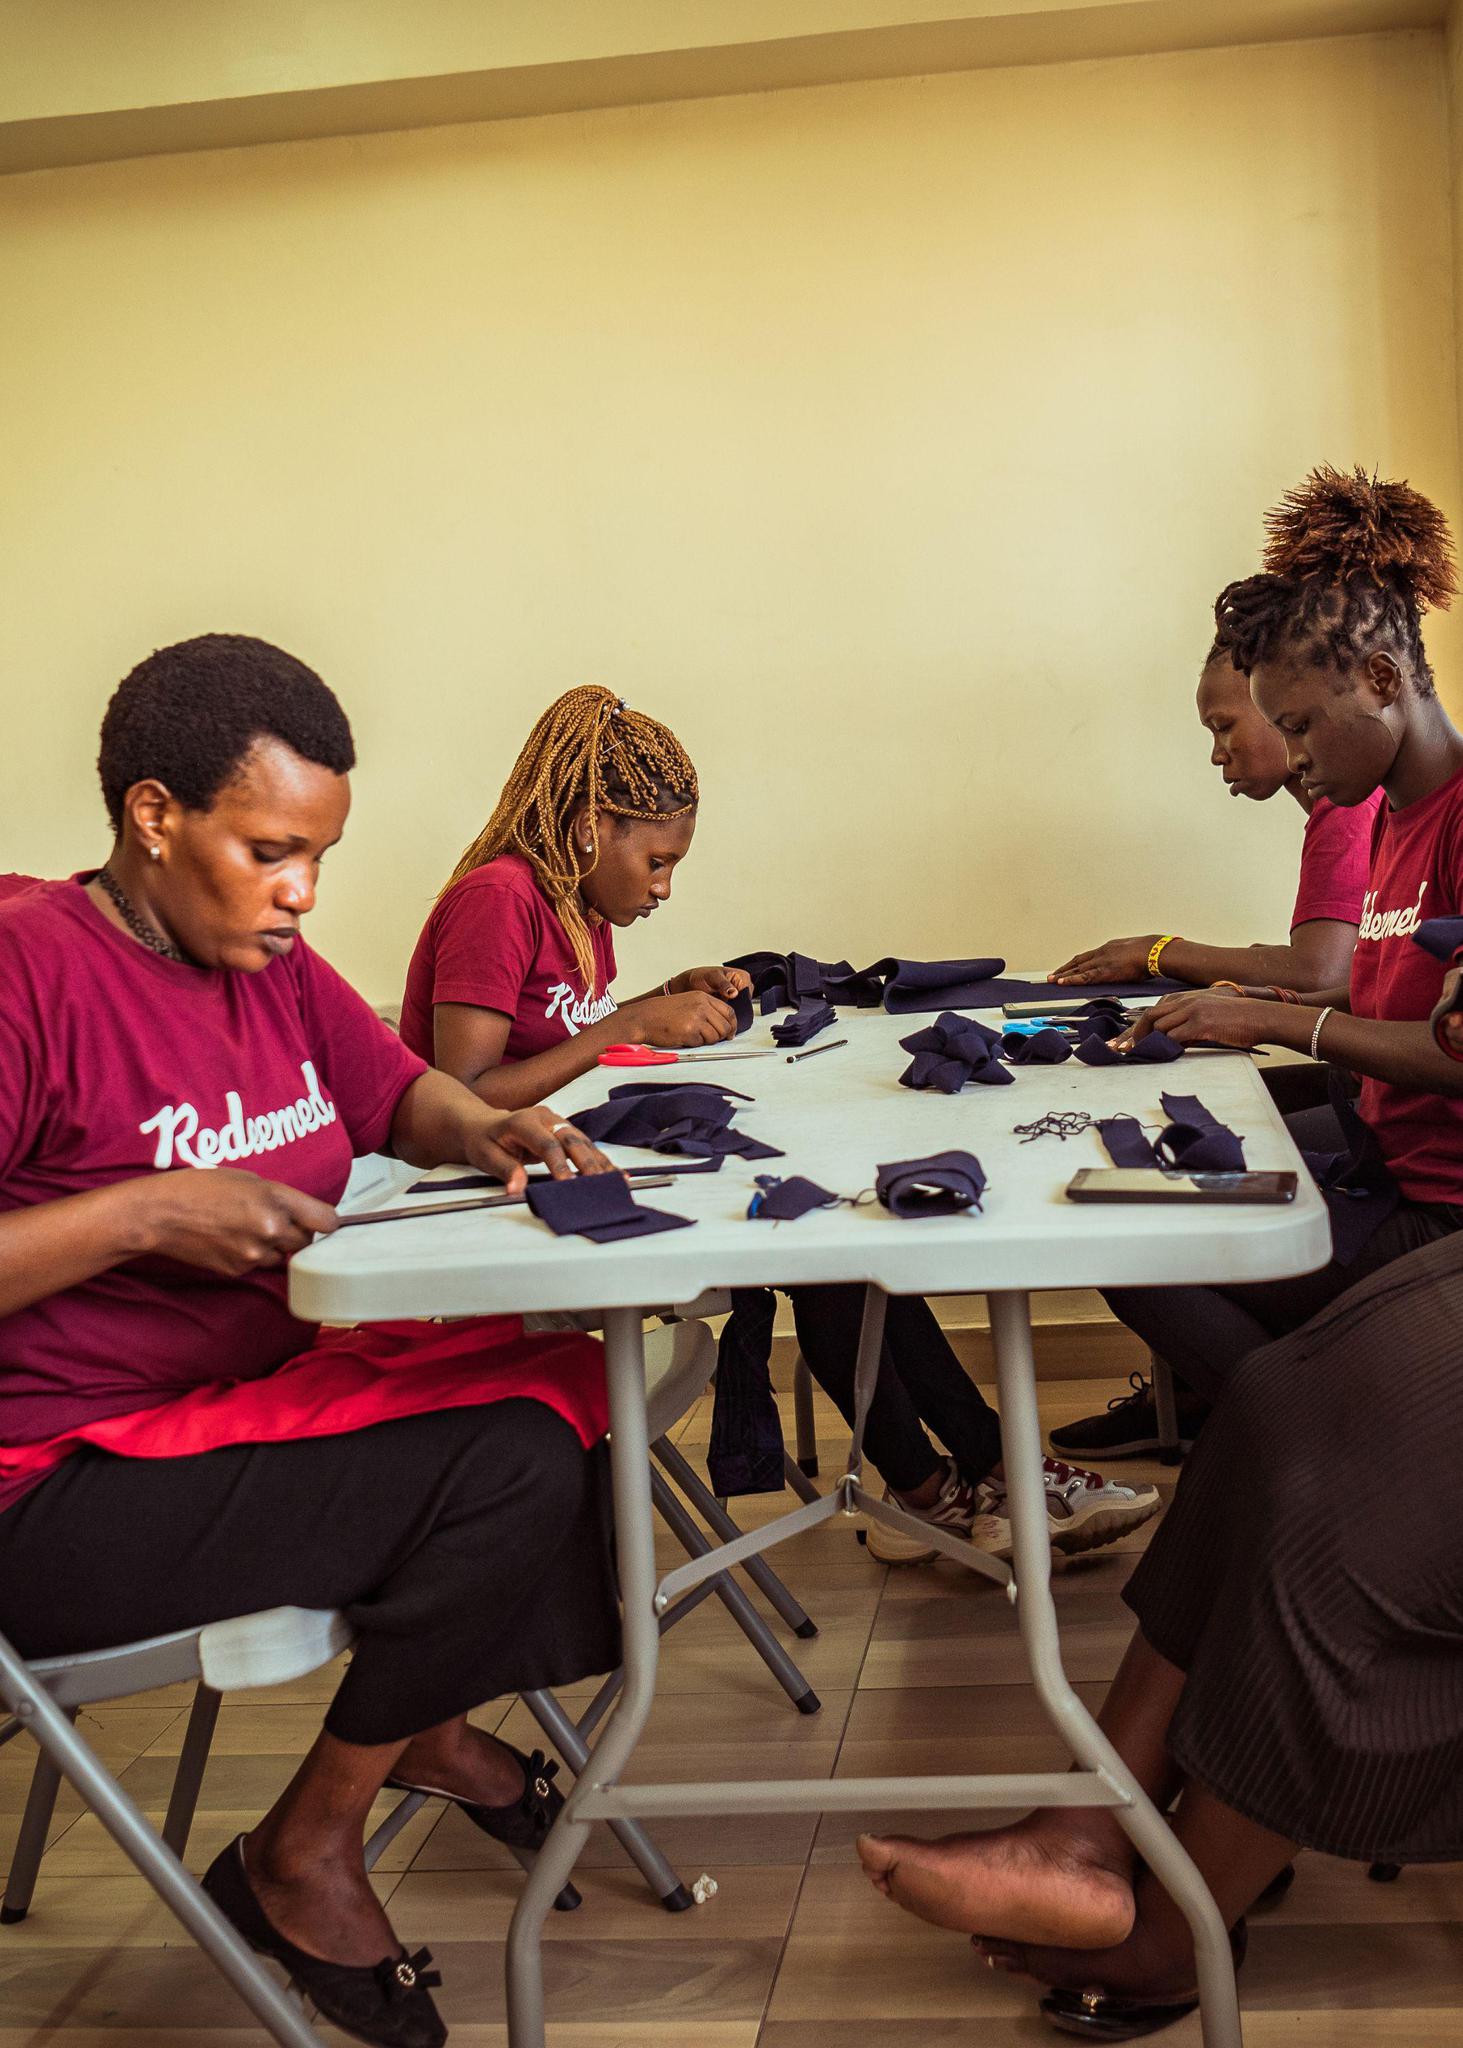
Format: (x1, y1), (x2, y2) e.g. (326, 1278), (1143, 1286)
(403, 686), (1159, 1566)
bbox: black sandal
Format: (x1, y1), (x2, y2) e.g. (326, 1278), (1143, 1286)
(1038, 1920), (1247, 2040)
(385, 1744), (582, 1913)
(201, 1835), (445, 2048)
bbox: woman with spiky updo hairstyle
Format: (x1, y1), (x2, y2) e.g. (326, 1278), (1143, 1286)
(855, 472), (1463, 2037)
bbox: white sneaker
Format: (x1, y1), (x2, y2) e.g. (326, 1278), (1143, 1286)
(864, 1457), (1006, 1564)
(973, 1458), (1160, 1561)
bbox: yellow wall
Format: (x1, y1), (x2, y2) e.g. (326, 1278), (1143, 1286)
(1, 30), (1458, 1003)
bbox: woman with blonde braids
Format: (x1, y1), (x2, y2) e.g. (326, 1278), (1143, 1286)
(403, 687), (1159, 1567)
(399, 686), (751, 1107)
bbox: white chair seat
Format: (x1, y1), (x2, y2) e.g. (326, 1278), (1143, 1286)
(32, 1606), (352, 1709)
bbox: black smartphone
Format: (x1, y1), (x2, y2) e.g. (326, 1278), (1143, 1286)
(1066, 1168), (1298, 1205)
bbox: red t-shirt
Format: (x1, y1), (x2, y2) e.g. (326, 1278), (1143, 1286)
(400, 854), (618, 1065)
(0, 874), (42, 907)
(0, 878), (426, 1512)
(1350, 770), (1463, 1204)
(1290, 791), (1383, 930)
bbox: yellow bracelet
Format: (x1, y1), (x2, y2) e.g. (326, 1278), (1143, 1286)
(1148, 935), (1179, 979)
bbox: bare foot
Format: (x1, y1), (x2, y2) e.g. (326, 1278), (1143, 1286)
(394, 1720), (526, 1808)
(857, 1820), (1135, 1946)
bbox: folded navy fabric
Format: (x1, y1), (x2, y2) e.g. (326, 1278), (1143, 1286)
(1000, 1024), (1072, 1065)
(1075, 1027), (1185, 1066)
(747, 1174), (840, 1220)
(727, 950), (1181, 1017)
(772, 1000), (837, 1048)
(572, 1079), (781, 1161)
(876, 1150), (988, 1217)
(880, 958), (1008, 1013)
(1098, 1096), (1244, 1173)
(731, 986), (755, 1035)
(1302, 1074), (1401, 1265)
(708, 1288), (786, 1496)
(1414, 916), (1463, 963)
(899, 1012), (1012, 1092)
(525, 1172), (694, 1243)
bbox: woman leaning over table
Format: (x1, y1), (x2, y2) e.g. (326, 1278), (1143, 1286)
(0, 635), (624, 2048)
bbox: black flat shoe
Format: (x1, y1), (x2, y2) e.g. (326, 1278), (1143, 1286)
(201, 1836), (446, 2048)
(385, 1744), (582, 1913)
(1038, 1920), (1247, 2040)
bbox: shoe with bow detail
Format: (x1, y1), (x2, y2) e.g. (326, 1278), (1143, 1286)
(385, 1742), (582, 1912)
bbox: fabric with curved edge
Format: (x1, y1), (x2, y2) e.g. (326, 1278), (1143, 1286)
(772, 1000), (837, 1048)
(1076, 1026), (1186, 1066)
(731, 985), (755, 1035)
(1097, 1096), (1245, 1173)
(747, 1174), (841, 1221)
(1096, 1114), (1158, 1167)
(1414, 916), (1463, 963)
(571, 1079), (782, 1160)
(1000, 1025), (1072, 1065)
(875, 1150), (988, 1217)
(525, 1171), (694, 1243)
(899, 1012), (1012, 1093)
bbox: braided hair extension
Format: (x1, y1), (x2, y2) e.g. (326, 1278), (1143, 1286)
(443, 686), (698, 991)
(1213, 467), (1457, 695)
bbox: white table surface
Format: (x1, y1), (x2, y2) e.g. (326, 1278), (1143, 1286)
(291, 1002), (1332, 1322)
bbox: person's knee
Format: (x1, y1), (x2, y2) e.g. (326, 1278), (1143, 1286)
(458, 1398), (590, 1519)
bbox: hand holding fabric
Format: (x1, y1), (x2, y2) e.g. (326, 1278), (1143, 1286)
(1114, 991), (1274, 1053)
(619, 990), (738, 1047)
(679, 965), (753, 1001)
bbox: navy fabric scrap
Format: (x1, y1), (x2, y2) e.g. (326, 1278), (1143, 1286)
(524, 1172), (694, 1243)
(1076, 1027), (1185, 1066)
(1414, 916), (1463, 962)
(572, 1080), (782, 1161)
(772, 1000), (837, 1048)
(899, 1012), (1011, 1092)
(708, 1288), (786, 1496)
(747, 1174), (840, 1220)
(1098, 1096), (1245, 1173)
(1001, 1025), (1072, 1065)
(731, 985), (755, 1035)
(876, 1150), (988, 1217)
(1302, 1071), (1401, 1265)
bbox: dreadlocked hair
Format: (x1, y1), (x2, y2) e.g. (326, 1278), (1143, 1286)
(1213, 466), (1457, 695)
(444, 685), (698, 992)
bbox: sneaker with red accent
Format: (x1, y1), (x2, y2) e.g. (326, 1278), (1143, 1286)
(864, 1457), (1006, 1564)
(972, 1457), (1160, 1561)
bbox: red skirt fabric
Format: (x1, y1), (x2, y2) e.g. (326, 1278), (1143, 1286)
(0, 1317), (609, 1499)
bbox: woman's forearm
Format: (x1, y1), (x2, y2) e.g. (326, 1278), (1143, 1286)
(0, 1183), (155, 1320)
(1160, 928), (1354, 994)
(1256, 1006), (1462, 1094)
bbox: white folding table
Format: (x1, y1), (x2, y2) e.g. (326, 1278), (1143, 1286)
(291, 1002), (1331, 2048)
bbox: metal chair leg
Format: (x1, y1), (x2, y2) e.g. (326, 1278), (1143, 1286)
(793, 1350), (820, 1476)
(1151, 1350), (1185, 1466)
(1, 1712), (74, 1923)
(652, 1436), (819, 1639)
(782, 1448), (820, 1505)
(519, 1688), (693, 1912)
(649, 1467), (820, 1713)
(161, 1684), (222, 1858)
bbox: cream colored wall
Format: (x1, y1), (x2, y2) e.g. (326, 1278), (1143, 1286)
(1, 31), (1458, 1003)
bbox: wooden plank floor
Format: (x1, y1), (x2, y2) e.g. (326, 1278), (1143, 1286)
(3, 1374), (1460, 2046)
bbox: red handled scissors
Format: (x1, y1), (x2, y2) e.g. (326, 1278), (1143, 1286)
(598, 1043), (778, 1067)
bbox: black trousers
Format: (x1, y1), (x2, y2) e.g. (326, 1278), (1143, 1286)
(789, 1286), (1003, 1492)
(0, 1401), (620, 1747)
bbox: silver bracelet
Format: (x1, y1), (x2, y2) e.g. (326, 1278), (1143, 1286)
(1309, 1005), (1334, 1061)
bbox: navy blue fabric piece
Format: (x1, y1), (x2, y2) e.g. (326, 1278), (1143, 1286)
(876, 1150), (988, 1217)
(1302, 1072), (1401, 1265)
(747, 1174), (840, 1220)
(573, 1081), (781, 1161)
(1153, 1093), (1246, 1173)
(772, 1000), (837, 1048)
(1000, 1025), (1072, 1065)
(731, 985), (755, 1036)
(727, 951), (1182, 1017)
(525, 1172), (694, 1243)
(881, 958), (1008, 1013)
(1096, 1114), (1157, 1166)
(1414, 916), (1463, 963)
(708, 1288), (786, 1496)
(1075, 1027), (1185, 1066)
(899, 1012), (1011, 1093)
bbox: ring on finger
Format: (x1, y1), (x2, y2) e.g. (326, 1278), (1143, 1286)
(551, 1123), (581, 1140)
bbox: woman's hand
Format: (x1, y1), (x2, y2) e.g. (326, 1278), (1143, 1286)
(672, 965), (753, 1001)
(1431, 966), (1463, 1062)
(1049, 937), (1161, 986)
(460, 1106), (614, 1193)
(620, 991), (737, 1046)
(132, 1168), (339, 1276)
(1115, 992), (1277, 1053)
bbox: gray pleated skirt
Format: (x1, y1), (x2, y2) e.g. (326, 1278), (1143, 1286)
(1124, 1229), (1463, 1863)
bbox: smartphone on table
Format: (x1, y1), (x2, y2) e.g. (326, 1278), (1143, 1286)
(1066, 1169), (1298, 1205)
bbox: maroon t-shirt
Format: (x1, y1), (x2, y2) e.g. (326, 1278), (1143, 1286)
(400, 855), (617, 1065)
(1350, 770), (1463, 1204)
(0, 874), (42, 908)
(1290, 791), (1382, 930)
(0, 878), (425, 1512)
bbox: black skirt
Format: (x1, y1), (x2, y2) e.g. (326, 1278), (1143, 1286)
(1125, 1229), (1463, 1864)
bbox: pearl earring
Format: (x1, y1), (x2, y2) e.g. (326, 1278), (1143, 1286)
(149, 845), (161, 861)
